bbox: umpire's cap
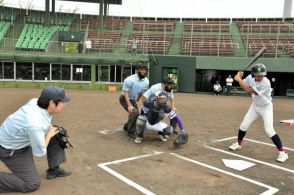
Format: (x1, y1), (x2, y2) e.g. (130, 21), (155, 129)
(162, 77), (174, 85)
(135, 62), (148, 70)
(251, 63), (266, 77)
(40, 86), (71, 102)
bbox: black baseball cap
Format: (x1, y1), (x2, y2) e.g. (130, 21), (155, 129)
(40, 86), (70, 102)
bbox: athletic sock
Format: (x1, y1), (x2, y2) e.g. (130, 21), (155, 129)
(271, 134), (284, 152)
(238, 129), (246, 145)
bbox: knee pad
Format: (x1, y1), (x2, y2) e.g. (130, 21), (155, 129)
(163, 125), (173, 135)
(132, 108), (139, 116)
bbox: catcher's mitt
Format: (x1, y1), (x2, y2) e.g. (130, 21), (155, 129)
(55, 126), (73, 149)
(173, 132), (188, 149)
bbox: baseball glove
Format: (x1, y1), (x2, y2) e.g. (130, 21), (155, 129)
(55, 126), (73, 149)
(173, 132), (188, 149)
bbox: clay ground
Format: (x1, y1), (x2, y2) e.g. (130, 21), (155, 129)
(0, 88), (294, 195)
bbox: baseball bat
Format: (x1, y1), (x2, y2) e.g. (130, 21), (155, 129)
(243, 47), (266, 71)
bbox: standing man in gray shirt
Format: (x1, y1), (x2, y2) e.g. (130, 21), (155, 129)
(0, 86), (71, 193)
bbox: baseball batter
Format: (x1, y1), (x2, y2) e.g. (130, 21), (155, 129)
(135, 91), (185, 144)
(229, 63), (288, 163)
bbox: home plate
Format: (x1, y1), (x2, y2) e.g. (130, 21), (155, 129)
(222, 159), (256, 171)
(280, 119), (294, 126)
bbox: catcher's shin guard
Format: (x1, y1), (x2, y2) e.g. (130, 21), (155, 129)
(163, 125), (173, 135)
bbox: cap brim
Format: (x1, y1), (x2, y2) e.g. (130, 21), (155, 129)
(61, 96), (71, 102)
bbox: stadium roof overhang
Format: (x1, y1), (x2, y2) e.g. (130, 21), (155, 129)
(57, 0), (122, 5)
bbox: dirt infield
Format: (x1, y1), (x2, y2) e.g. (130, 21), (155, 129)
(0, 88), (293, 195)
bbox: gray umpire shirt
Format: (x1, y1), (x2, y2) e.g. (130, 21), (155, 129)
(0, 98), (52, 157)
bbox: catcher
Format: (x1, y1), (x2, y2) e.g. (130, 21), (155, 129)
(135, 91), (188, 148)
(0, 86), (72, 193)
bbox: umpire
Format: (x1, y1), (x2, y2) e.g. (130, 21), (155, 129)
(119, 63), (149, 138)
(0, 86), (71, 193)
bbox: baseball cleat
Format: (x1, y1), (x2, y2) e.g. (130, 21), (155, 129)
(134, 137), (143, 144)
(229, 142), (242, 151)
(159, 135), (167, 142)
(276, 152), (288, 163)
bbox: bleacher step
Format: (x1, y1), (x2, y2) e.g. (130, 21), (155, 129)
(230, 22), (246, 57)
(114, 21), (132, 54)
(168, 22), (183, 55)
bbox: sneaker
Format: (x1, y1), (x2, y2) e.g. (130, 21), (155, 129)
(46, 167), (71, 180)
(229, 142), (242, 151)
(159, 135), (167, 142)
(164, 135), (169, 139)
(134, 137), (143, 144)
(276, 152), (288, 163)
(123, 123), (128, 132)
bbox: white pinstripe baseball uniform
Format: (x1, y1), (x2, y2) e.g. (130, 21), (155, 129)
(239, 74), (276, 137)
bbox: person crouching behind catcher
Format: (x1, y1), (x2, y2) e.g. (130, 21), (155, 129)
(229, 63), (288, 163)
(0, 86), (71, 193)
(135, 91), (185, 143)
(142, 77), (179, 134)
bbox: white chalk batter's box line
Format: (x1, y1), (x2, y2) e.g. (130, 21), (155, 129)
(97, 151), (278, 195)
(205, 136), (294, 174)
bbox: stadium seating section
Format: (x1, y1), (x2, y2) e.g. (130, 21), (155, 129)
(128, 33), (172, 54)
(15, 24), (69, 50)
(243, 35), (294, 57)
(132, 20), (175, 31)
(0, 8), (18, 22)
(181, 34), (234, 55)
(86, 31), (121, 52)
(81, 17), (126, 30)
(26, 12), (74, 26)
(184, 21), (230, 33)
(0, 22), (11, 41)
(1, 6), (294, 57)
(237, 21), (292, 34)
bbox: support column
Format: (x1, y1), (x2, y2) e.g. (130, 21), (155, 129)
(99, 0), (104, 29)
(283, 0), (293, 19)
(52, 0), (55, 14)
(45, 0), (50, 26)
(104, 3), (108, 20)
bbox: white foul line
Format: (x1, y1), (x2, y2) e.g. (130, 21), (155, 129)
(215, 136), (294, 152)
(205, 145), (294, 174)
(98, 152), (163, 195)
(170, 153), (279, 195)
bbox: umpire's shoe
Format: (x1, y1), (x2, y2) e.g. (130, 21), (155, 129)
(46, 166), (72, 179)
(127, 131), (137, 138)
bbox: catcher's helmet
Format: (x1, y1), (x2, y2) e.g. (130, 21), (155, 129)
(162, 77), (174, 85)
(251, 63), (266, 77)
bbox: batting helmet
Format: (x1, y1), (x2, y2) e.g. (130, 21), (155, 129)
(162, 77), (174, 85)
(251, 63), (266, 77)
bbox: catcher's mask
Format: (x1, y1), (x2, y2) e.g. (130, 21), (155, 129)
(155, 91), (168, 108)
